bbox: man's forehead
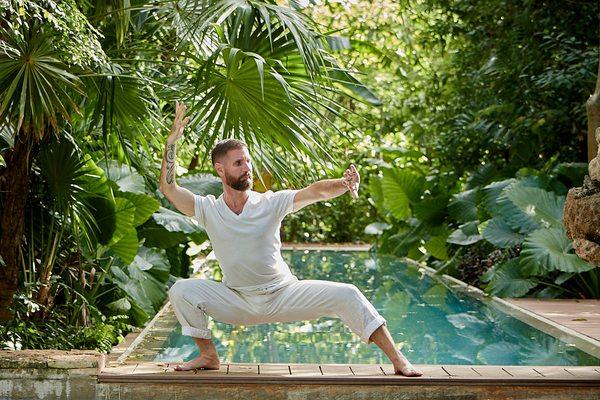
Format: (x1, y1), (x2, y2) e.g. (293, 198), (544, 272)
(227, 148), (251, 161)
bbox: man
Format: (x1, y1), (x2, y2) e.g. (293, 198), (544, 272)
(160, 101), (423, 377)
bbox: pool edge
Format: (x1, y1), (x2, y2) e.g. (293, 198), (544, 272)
(110, 246), (600, 365)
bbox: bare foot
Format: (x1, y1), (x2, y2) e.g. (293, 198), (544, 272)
(173, 353), (220, 371)
(394, 354), (423, 377)
(395, 363), (423, 377)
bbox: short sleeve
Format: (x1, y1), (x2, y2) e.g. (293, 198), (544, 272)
(194, 194), (206, 227)
(269, 189), (299, 219)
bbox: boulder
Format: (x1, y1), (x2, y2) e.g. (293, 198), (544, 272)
(563, 188), (600, 266)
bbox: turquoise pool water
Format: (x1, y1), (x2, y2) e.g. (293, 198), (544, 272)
(154, 250), (599, 365)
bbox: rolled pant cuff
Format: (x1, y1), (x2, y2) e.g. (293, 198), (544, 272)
(362, 315), (387, 344)
(181, 326), (212, 339)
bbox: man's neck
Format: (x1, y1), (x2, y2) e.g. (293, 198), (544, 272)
(222, 186), (250, 211)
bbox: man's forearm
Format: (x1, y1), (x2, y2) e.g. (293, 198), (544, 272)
(308, 178), (349, 201)
(160, 140), (178, 194)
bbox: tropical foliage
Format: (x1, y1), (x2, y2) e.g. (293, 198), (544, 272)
(0, 0), (367, 350)
(1, 0), (598, 352)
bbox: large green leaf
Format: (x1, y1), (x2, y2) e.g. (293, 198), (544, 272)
(448, 188), (479, 223)
(138, 219), (189, 248)
(85, 195), (116, 246)
(505, 186), (565, 229)
(381, 169), (425, 220)
(488, 180), (541, 234)
(413, 195), (449, 225)
(520, 228), (594, 274)
(481, 259), (537, 297)
(109, 228), (139, 264)
(424, 234), (449, 260)
(481, 179), (516, 215)
(109, 198), (136, 245)
(102, 161), (146, 194)
(447, 221), (482, 245)
(118, 192), (160, 227)
(367, 176), (385, 214)
(110, 246), (171, 316)
(152, 207), (204, 234)
(178, 173), (224, 197)
(482, 217), (525, 248)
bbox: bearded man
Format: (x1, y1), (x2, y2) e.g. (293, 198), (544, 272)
(160, 101), (422, 376)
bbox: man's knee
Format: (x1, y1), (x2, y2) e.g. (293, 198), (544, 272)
(168, 279), (196, 302)
(339, 283), (362, 299)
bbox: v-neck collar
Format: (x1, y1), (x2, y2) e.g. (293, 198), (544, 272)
(219, 190), (255, 217)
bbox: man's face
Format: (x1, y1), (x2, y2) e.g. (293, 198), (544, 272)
(217, 147), (253, 191)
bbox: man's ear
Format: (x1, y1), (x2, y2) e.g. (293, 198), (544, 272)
(214, 162), (224, 178)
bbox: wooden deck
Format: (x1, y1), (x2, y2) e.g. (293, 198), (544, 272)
(98, 361), (600, 386)
(507, 299), (600, 341)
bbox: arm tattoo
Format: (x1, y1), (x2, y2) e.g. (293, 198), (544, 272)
(166, 143), (176, 184)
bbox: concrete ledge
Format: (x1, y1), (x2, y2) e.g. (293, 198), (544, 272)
(0, 350), (101, 399)
(0, 350), (101, 369)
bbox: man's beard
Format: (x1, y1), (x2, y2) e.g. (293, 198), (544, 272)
(225, 171), (253, 191)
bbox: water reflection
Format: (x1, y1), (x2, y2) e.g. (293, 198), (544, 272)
(154, 250), (599, 365)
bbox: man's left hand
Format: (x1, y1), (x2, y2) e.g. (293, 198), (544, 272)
(342, 164), (360, 199)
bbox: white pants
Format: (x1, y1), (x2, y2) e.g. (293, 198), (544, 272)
(168, 277), (387, 344)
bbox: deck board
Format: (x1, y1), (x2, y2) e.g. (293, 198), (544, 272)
(442, 365), (480, 377)
(259, 363), (291, 375)
(98, 362), (600, 385)
(227, 363), (258, 375)
(381, 364), (449, 378)
(564, 366), (600, 378)
(289, 364), (322, 377)
(320, 365), (353, 376)
(349, 364), (385, 376)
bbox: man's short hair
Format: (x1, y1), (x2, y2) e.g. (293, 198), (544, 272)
(211, 139), (248, 166)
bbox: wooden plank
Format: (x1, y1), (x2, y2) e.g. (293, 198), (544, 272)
(100, 363), (139, 375)
(289, 364), (322, 377)
(564, 366), (600, 379)
(470, 366), (513, 378)
(130, 362), (168, 375)
(381, 364), (448, 378)
(442, 365), (481, 377)
(349, 364), (385, 376)
(502, 366), (545, 378)
(259, 364), (291, 376)
(193, 364), (229, 375)
(533, 366), (575, 379)
(320, 365), (353, 376)
(227, 363), (259, 375)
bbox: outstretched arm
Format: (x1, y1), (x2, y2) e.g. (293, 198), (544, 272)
(159, 101), (195, 217)
(292, 164), (360, 212)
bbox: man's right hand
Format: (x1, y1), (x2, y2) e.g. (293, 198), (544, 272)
(168, 101), (190, 143)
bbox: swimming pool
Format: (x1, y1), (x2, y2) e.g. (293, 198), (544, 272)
(149, 250), (599, 366)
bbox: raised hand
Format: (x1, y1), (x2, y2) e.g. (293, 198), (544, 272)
(342, 164), (360, 199)
(168, 101), (190, 143)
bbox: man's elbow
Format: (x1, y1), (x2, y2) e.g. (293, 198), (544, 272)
(159, 183), (173, 199)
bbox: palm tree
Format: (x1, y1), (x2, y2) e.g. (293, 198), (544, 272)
(0, 0), (379, 322)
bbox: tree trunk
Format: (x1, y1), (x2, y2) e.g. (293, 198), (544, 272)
(0, 134), (34, 323)
(586, 56), (600, 162)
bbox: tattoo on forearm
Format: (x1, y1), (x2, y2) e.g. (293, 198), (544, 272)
(166, 144), (176, 184)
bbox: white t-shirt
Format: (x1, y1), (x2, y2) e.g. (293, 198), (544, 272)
(193, 189), (300, 292)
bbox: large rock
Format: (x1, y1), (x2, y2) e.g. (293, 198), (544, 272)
(590, 128), (600, 181)
(563, 188), (600, 266)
